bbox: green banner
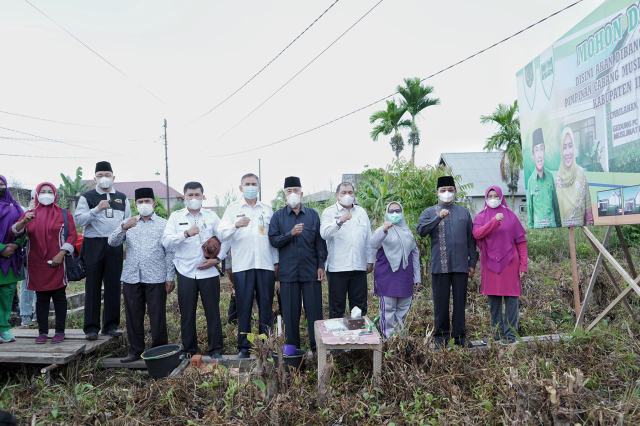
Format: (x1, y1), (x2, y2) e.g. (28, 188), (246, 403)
(517, 0), (640, 228)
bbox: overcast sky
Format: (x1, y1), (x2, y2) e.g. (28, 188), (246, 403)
(1, 0), (603, 205)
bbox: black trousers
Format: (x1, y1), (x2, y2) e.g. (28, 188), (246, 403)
(280, 281), (323, 351)
(327, 271), (368, 318)
(177, 273), (223, 355)
(36, 288), (66, 334)
(83, 237), (123, 334)
(432, 273), (468, 345)
(234, 269), (275, 351)
(122, 283), (168, 356)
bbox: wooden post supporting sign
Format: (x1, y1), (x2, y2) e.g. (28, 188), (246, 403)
(575, 226), (640, 331)
(568, 227), (582, 315)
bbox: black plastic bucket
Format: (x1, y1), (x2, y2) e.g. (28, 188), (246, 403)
(271, 349), (306, 371)
(141, 344), (182, 379)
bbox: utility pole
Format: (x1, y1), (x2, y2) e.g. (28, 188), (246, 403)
(258, 158), (262, 201)
(163, 119), (170, 212)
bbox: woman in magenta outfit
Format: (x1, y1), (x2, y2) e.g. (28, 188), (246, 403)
(472, 186), (527, 343)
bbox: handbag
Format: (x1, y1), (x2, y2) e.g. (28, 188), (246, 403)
(62, 208), (86, 281)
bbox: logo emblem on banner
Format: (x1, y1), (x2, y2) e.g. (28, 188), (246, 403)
(540, 48), (555, 101)
(524, 61), (537, 109)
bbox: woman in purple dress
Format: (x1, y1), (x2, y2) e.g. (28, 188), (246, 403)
(371, 202), (421, 338)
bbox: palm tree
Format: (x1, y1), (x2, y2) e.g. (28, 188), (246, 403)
(480, 100), (522, 206)
(58, 166), (88, 211)
(397, 77), (440, 164)
(370, 100), (411, 160)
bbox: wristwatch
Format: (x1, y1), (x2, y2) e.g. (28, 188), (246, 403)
(336, 219), (343, 228)
(184, 230), (190, 238)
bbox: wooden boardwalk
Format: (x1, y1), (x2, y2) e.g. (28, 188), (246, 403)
(0, 328), (115, 365)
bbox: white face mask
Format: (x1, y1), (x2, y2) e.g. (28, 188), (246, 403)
(97, 176), (113, 189)
(438, 191), (455, 203)
(186, 198), (203, 210)
(38, 193), (55, 206)
(487, 198), (502, 209)
(286, 193), (301, 209)
(339, 194), (354, 207)
(137, 203), (154, 217)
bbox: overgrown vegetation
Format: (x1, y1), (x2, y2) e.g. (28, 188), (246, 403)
(2, 161), (639, 424)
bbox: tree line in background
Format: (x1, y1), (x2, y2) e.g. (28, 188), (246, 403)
(369, 77), (522, 206)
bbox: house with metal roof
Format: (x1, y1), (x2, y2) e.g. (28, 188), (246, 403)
(439, 152), (527, 222)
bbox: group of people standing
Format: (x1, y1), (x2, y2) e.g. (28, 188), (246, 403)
(0, 161), (530, 358)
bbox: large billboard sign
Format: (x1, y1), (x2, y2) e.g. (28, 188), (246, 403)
(517, 0), (640, 228)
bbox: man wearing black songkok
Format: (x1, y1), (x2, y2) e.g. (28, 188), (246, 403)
(416, 176), (478, 347)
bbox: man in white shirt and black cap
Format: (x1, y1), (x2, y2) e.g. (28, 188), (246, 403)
(162, 181), (229, 359)
(108, 187), (175, 363)
(320, 182), (375, 318)
(74, 161), (131, 340)
(219, 173), (278, 359)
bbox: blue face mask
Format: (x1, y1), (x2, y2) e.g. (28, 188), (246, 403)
(387, 212), (403, 224)
(243, 186), (259, 200)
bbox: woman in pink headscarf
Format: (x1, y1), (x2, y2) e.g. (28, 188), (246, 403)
(473, 186), (527, 344)
(12, 182), (76, 344)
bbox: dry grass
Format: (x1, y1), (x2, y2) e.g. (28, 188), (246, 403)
(2, 237), (640, 425)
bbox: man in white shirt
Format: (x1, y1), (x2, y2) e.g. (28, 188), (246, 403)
(162, 182), (229, 358)
(219, 173), (278, 359)
(320, 182), (375, 318)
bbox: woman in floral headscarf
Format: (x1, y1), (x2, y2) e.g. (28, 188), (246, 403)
(473, 186), (528, 344)
(12, 182), (76, 344)
(0, 176), (25, 343)
(555, 127), (594, 227)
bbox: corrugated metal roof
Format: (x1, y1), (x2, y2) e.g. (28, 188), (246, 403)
(439, 152), (525, 197)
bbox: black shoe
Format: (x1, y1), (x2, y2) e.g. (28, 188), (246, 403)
(102, 329), (123, 337)
(85, 332), (98, 341)
(237, 349), (250, 359)
(120, 354), (141, 363)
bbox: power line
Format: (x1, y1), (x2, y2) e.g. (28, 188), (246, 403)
(192, 0), (341, 123)
(216, 0), (385, 141)
(23, 0), (164, 104)
(0, 126), (122, 156)
(0, 153), (95, 159)
(210, 0), (585, 158)
(0, 109), (109, 128)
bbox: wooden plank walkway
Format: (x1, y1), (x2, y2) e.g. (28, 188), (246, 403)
(0, 328), (115, 365)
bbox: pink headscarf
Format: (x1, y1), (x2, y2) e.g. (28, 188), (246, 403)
(473, 186), (526, 274)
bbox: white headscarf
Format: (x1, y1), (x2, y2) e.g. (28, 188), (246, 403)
(376, 201), (417, 272)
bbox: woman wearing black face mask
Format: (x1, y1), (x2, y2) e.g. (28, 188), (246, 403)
(0, 176), (26, 343)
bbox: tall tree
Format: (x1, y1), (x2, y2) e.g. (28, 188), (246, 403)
(397, 77), (440, 164)
(480, 100), (522, 206)
(58, 166), (88, 211)
(370, 100), (411, 159)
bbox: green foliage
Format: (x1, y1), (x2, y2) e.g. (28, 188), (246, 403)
(397, 77), (440, 163)
(480, 100), (522, 203)
(58, 167), (88, 208)
(130, 197), (168, 218)
(356, 160), (469, 279)
(356, 160), (468, 228)
(271, 189), (286, 211)
(171, 200), (185, 212)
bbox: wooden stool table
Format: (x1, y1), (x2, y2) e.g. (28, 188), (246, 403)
(314, 316), (383, 396)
